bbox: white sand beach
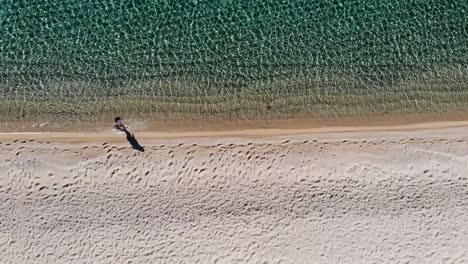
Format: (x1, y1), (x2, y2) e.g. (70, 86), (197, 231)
(1, 123), (468, 263)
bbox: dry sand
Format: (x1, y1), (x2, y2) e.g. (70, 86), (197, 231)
(1, 123), (468, 263)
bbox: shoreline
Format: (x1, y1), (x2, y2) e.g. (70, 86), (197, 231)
(2, 110), (468, 133)
(1, 120), (468, 143)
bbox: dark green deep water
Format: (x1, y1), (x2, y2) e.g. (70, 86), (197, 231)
(0, 0), (467, 121)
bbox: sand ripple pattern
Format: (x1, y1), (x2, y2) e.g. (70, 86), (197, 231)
(1, 135), (468, 263)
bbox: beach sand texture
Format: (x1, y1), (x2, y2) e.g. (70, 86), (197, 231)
(1, 125), (468, 263)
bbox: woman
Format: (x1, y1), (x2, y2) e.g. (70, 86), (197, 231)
(114, 117), (127, 131)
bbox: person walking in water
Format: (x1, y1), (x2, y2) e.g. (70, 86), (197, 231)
(114, 117), (127, 131)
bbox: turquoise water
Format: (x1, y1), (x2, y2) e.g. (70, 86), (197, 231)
(0, 0), (467, 120)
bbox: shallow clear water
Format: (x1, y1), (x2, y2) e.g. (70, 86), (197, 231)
(0, 0), (467, 121)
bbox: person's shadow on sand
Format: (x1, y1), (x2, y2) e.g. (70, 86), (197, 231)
(123, 130), (144, 152)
